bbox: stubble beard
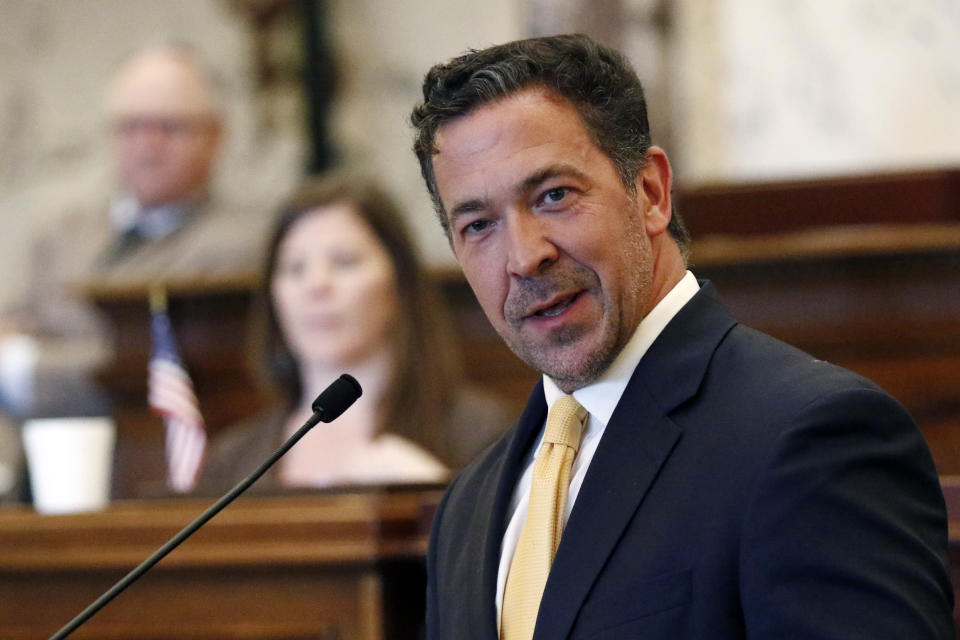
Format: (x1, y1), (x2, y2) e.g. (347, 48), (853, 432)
(499, 224), (653, 393)
(519, 315), (621, 393)
(498, 267), (623, 393)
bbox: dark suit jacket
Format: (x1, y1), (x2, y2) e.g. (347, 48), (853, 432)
(427, 283), (954, 639)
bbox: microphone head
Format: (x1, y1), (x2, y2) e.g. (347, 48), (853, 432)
(311, 374), (363, 422)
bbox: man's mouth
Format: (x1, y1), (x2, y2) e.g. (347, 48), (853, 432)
(529, 292), (581, 319)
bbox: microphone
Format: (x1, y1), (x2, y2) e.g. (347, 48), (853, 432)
(312, 372), (363, 421)
(49, 374), (362, 640)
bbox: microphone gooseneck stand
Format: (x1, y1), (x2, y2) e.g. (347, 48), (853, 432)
(49, 373), (363, 640)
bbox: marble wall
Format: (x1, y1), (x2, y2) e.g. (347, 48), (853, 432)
(675, 0), (960, 184)
(329, 0), (960, 252)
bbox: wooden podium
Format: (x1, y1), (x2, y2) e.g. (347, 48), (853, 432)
(0, 488), (440, 639)
(83, 277), (269, 498)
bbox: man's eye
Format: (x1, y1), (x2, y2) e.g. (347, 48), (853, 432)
(542, 187), (569, 204)
(464, 219), (491, 234)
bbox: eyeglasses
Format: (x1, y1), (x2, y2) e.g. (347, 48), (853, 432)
(111, 116), (215, 138)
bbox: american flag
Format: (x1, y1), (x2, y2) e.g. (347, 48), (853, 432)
(148, 290), (206, 493)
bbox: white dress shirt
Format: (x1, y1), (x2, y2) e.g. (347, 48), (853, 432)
(495, 271), (700, 627)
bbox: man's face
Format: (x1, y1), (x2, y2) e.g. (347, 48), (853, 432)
(112, 114), (219, 208)
(432, 88), (662, 392)
(108, 52), (221, 207)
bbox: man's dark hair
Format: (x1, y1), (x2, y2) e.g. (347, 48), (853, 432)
(410, 33), (688, 251)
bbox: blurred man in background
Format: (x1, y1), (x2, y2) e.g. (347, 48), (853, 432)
(0, 42), (269, 496)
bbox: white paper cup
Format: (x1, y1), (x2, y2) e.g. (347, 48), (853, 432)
(23, 417), (116, 514)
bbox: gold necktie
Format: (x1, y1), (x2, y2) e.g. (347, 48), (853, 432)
(501, 395), (587, 640)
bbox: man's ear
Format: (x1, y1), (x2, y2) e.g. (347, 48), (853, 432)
(635, 146), (673, 237)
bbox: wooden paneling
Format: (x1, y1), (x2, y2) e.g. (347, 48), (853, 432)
(0, 489), (439, 639)
(678, 169), (960, 236)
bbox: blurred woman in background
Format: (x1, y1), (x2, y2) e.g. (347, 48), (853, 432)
(197, 172), (508, 492)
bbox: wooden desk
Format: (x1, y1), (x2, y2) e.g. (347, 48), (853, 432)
(0, 488), (440, 639)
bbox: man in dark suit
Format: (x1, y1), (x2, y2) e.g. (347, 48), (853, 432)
(410, 34), (954, 639)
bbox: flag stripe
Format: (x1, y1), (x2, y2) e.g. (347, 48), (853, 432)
(149, 307), (206, 493)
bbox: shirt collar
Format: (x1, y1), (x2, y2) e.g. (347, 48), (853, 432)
(110, 192), (207, 240)
(543, 270), (700, 424)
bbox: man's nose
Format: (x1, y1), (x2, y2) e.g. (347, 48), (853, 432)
(505, 212), (558, 277)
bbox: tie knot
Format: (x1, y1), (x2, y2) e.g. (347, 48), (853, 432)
(544, 395), (587, 451)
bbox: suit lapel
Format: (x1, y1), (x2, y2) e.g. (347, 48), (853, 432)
(534, 383), (682, 639)
(533, 282), (737, 639)
(476, 381), (548, 639)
